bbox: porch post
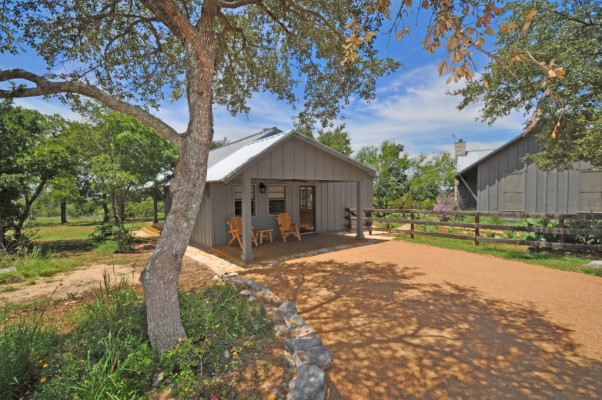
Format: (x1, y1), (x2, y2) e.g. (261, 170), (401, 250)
(356, 179), (365, 240)
(241, 173), (253, 261)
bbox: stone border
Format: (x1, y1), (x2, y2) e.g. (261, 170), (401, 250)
(217, 272), (331, 400)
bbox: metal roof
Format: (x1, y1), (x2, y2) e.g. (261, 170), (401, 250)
(456, 132), (528, 176)
(207, 129), (290, 182)
(163, 127), (376, 185)
(456, 149), (494, 172)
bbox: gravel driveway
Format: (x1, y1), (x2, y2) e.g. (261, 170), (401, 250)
(243, 239), (602, 399)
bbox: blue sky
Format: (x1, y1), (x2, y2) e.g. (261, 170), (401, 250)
(1, 8), (525, 157)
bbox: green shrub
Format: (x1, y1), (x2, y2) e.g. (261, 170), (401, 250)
(0, 309), (59, 399)
(89, 221), (134, 252)
(0, 247), (80, 284)
(34, 275), (155, 399)
(161, 284), (273, 398)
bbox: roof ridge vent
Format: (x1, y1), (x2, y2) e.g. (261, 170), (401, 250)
(256, 127), (283, 141)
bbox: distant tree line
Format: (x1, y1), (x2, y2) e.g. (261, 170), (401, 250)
(0, 100), (178, 249)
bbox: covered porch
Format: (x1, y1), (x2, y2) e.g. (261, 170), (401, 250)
(212, 232), (368, 264)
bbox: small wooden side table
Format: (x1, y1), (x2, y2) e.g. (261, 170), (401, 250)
(256, 229), (273, 244)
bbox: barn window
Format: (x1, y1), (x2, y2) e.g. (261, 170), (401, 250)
(234, 184), (256, 216)
(268, 185), (286, 215)
(580, 171), (602, 212)
(503, 172), (524, 211)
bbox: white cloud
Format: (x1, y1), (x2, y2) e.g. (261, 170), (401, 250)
(341, 65), (525, 154)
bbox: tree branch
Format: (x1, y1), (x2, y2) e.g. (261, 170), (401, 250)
(141, 0), (208, 60)
(0, 69), (182, 148)
(218, 0), (258, 9)
(256, 2), (322, 76)
(284, 0), (343, 42)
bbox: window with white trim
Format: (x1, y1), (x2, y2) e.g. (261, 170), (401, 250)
(580, 171), (602, 212)
(234, 184), (256, 216)
(268, 185), (286, 215)
(503, 172), (524, 211)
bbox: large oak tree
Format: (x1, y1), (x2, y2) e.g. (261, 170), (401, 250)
(0, 0), (397, 352)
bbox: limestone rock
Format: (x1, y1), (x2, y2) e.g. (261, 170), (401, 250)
(288, 324), (315, 338)
(293, 346), (332, 369)
(239, 289), (252, 296)
(285, 335), (322, 353)
(274, 324), (288, 336)
(284, 314), (305, 328)
(152, 371), (164, 388)
(0, 266), (17, 274)
(288, 364), (326, 400)
(241, 276), (266, 292)
(272, 307), (286, 324)
(279, 301), (298, 319)
(585, 260), (602, 269)
(228, 276), (247, 289)
(255, 289), (283, 306)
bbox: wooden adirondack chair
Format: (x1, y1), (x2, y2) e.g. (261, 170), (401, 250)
(276, 213), (301, 243)
(227, 215), (258, 247)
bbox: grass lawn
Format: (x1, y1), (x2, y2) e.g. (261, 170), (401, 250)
(396, 234), (602, 276)
(31, 216), (150, 242)
(0, 217), (154, 286)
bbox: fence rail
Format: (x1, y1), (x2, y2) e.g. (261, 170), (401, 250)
(345, 208), (602, 252)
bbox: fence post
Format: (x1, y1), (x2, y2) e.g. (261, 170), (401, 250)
(344, 208), (351, 232)
(365, 210), (373, 235)
(474, 213), (480, 246)
(559, 215), (565, 244)
(410, 211), (415, 239)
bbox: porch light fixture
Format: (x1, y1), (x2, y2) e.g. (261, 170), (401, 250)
(259, 182), (266, 194)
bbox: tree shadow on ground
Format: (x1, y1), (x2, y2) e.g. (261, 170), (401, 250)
(244, 261), (601, 399)
(37, 239), (94, 254)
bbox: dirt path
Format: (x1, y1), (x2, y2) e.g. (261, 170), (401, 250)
(243, 239), (602, 399)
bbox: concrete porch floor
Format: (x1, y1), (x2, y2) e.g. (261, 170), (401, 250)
(211, 232), (370, 265)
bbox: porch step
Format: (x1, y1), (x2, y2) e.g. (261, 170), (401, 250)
(141, 225), (162, 236)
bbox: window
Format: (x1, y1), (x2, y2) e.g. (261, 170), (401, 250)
(234, 184), (256, 216)
(268, 185), (286, 215)
(503, 172), (524, 211)
(580, 171), (602, 212)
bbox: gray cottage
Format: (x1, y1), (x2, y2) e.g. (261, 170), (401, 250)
(455, 134), (601, 213)
(165, 127), (374, 261)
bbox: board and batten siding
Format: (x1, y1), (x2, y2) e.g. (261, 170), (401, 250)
(241, 136), (369, 183)
(475, 135), (596, 213)
(168, 134), (374, 247)
(189, 187), (213, 248)
(206, 178), (372, 246)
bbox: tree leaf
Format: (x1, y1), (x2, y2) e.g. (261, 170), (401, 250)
(438, 60), (445, 76)
(526, 9), (538, 21)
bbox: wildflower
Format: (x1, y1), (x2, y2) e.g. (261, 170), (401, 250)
(43, 363), (48, 368)
(40, 378), (46, 383)
(30, 351), (35, 355)
(19, 397), (24, 400)
(38, 359), (43, 363)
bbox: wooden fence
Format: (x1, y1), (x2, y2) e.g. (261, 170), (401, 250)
(345, 208), (602, 252)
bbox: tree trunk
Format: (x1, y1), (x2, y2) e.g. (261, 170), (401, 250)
(0, 206), (4, 250)
(15, 178), (47, 240)
(60, 201), (68, 224)
(102, 194), (110, 222)
(140, 6), (217, 353)
(111, 190), (119, 224)
(118, 197), (126, 222)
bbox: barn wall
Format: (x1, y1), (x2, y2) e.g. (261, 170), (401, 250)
(243, 136), (367, 182)
(189, 186), (213, 248)
(211, 178), (373, 246)
(475, 135), (593, 213)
